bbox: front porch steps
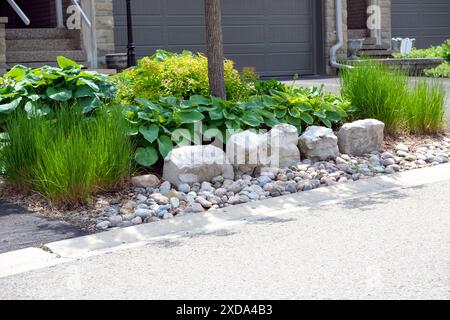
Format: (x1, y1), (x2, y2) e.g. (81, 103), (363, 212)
(5, 28), (87, 69)
(348, 29), (393, 59)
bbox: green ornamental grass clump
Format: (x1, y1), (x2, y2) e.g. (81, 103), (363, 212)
(1, 106), (133, 206)
(113, 50), (252, 104)
(340, 61), (408, 133)
(404, 79), (446, 134)
(340, 61), (446, 134)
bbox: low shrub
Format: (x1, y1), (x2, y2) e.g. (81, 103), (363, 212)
(0, 57), (116, 125)
(393, 39), (450, 78)
(340, 61), (446, 134)
(1, 106), (133, 206)
(113, 50), (252, 103)
(424, 61), (450, 78)
(340, 61), (408, 133)
(125, 86), (351, 167)
(404, 79), (446, 134)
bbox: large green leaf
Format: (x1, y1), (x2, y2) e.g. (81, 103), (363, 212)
(135, 146), (159, 167)
(177, 110), (204, 124)
(241, 112), (264, 127)
(275, 108), (287, 118)
(57, 56), (80, 69)
(208, 107), (223, 120)
(321, 118), (332, 128)
(139, 124), (159, 143)
(157, 135), (173, 158)
(5, 65), (27, 81)
(0, 97), (22, 114)
(73, 85), (94, 98)
(46, 87), (72, 101)
(325, 111), (342, 122)
(299, 113), (314, 125)
(223, 108), (238, 120)
(78, 96), (102, 113)
(24, 100), (51, 117)
(288, 108), (301, 118)
(189, 95), (210, 106)
(77, 78), (100, 92)
(265, 117), (280, 128)
(135, 98), (160, 111)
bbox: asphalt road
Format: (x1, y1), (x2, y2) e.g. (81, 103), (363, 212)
(1, 179), (450, 299)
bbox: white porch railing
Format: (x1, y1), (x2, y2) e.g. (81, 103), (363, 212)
(6, 0), (30, 25)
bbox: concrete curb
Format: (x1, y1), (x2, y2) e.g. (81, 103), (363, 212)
(1, 163), (450, 278)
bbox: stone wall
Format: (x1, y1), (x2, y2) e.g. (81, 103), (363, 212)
(94, 0), (115, 68)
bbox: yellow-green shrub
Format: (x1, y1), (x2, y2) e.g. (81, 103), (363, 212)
(114, 50), (252, 103)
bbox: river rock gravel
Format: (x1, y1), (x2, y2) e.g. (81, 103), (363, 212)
(90, 135), (450, 230)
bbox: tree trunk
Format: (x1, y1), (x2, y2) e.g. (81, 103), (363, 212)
(204, 0), (226, 100)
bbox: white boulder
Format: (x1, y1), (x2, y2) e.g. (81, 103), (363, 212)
(267, 124), (301, 167)
(163, 145), (234, 187)
(337, 119), (385, 156)
(298, 126), (339, 161)
(226, 130), (268, 174)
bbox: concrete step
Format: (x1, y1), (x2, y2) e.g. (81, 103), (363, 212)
(6, 50), (86, 64)
(6, 28), (81, 41)
(6, 38), (81, 51)
(359, 49), (394, 58)
(363, 37), (380, 45)
(348, 29), (369, 38)
(362, 43), (390, 50)
(6, 61), (88, 70)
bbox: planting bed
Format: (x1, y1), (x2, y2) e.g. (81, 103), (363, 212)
(2, 133), (448, 232)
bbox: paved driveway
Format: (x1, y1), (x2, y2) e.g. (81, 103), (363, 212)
(0, 200), (87, 254)
(284, 77), (450, 131)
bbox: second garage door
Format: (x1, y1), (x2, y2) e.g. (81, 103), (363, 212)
(392, 0), (450, 48)
(113, 0), (316, 77)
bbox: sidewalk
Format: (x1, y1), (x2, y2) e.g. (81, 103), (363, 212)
(1, 164), (450, 299)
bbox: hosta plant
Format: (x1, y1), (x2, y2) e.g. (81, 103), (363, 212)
(126, 86), (351, 167)
(0, 56), (116, 123)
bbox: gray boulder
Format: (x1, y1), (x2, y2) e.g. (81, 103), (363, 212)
(337, 119), (385, 156)
(267, 124), (301, 167)
(131, 174), (160, 188)
(298, 126), (339, 161)
(163, 145), (234, 187)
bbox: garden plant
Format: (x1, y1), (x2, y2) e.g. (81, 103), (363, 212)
(394, 39), (450, 78)
(340, 61), (446, 134)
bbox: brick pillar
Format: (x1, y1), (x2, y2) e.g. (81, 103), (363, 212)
(0, 17), (7, 74)
(95, 0), (115, 68)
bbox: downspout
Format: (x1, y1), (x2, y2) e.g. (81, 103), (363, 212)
(329, 0), (352, 69)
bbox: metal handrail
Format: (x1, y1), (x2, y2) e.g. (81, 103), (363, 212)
(71, 0), (92, 28)
(6, 0), (30, 25)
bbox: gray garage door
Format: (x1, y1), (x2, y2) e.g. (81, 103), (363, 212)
(113, 0), (316, 77)
(392, 0), (450, 48)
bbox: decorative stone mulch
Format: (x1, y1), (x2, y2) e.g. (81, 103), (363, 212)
(3, 134), (447, 232)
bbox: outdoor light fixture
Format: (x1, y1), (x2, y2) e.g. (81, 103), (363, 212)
(126, 0), (136, 67)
